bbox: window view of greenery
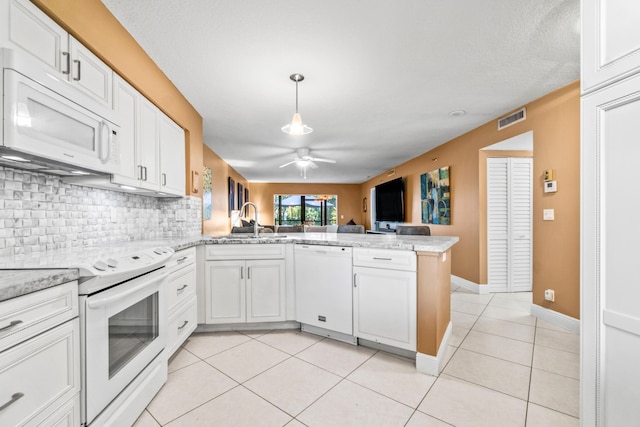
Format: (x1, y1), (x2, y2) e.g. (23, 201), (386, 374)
(274, 195), (337, 226)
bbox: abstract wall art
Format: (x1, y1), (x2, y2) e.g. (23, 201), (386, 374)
(421, 166), (451, 225)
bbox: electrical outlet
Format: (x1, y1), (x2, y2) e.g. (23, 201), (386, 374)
(544, 289), (555, 302)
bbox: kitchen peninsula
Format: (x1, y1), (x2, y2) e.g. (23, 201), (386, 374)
(202, 232), (458, 375)
(1, 232), (458, 376)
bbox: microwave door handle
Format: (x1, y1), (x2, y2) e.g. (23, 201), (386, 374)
(99, 121), (110, 163)
(87, 270), (168, 309)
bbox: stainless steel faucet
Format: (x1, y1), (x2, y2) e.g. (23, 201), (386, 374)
(239, 202), (259, 237)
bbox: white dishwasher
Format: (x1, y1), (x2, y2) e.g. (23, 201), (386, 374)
(294, 245), (353, 338)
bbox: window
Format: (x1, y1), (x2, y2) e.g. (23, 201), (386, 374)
(274, 194), (337, 226)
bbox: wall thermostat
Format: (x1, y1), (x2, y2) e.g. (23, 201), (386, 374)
(544, 180), (558, 193)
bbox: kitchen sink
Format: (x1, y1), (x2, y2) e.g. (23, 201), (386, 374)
(219, 234), (289, 240)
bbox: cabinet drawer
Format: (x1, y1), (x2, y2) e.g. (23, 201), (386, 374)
(166, 263), (196, 312)
(33, 394), (80, 427)
(166, 295), (197, 358)
(353, 248), (416, 271)
(0, 281), (78, 353)
(0, 320), (80, 427)
(205, 244), (286, 260)
(166, 247), (196, 271)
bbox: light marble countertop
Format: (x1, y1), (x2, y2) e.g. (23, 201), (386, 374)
(0, 233), (458, 301)
(204, 232), (459, 253)
(0, 269), (79, 302)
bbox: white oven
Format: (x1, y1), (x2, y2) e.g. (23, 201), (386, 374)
(78, 246), (173, 427)
(1, 48), (120, 175)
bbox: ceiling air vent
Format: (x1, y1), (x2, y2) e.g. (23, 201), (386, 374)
(497, 108), (526, 130)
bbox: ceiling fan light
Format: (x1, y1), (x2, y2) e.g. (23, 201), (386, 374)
(282, 113), (313, 135)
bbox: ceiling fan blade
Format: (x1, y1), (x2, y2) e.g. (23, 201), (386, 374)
(308, 161), (319, 169)
(279, 160), (298, 168)
(311, 157), (336, 164)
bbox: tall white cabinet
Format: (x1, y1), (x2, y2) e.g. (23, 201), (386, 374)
(581, 1), (640, 425)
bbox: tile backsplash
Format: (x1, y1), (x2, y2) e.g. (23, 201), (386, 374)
(0, 166), (202, 256)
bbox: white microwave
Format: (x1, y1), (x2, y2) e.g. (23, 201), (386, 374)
(1, 48), (120, 175)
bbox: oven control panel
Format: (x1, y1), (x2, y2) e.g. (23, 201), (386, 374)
(78, 246), (174, 295)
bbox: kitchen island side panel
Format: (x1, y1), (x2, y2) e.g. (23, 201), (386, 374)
(416, 249), (451, 356)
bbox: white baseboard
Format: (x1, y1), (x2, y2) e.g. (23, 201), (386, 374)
(451, 275), (490, 294)
(416, 321), (452, 376)
(530, 304), (580, 334)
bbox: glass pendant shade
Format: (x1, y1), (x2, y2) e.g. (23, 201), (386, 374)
(281, 113), (312, 135)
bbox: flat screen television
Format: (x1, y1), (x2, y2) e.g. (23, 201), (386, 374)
(375, 177), (405, 222)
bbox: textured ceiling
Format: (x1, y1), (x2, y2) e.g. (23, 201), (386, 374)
(101, 0), (579, 184)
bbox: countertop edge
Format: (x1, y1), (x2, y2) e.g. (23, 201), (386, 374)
(0, 268), (79, 303)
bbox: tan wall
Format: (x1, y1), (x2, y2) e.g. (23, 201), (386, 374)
(361, 81), (580, 319)
(250, 183), (363, 227)
(33, 0), (204, 198)
(201, 146), (249, 236)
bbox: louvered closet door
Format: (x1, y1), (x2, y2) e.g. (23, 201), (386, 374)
(487, 157), (532, 292)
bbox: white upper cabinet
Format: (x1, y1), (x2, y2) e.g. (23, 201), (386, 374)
(159, 113), (186, 195)
(582, 0), (640, 93)
(1, 0), (113, 106)
(113, 74), (185, 196)
(112, 74), (139, 187)
(68, 36), (112, 106)
(138, 99), (161, 190)
(0, 0), (67, 72)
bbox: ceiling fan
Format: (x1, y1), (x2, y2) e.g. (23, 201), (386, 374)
(279, 148), (336, 179)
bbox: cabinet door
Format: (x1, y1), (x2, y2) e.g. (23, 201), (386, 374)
(246, 259), (285, 322)
(68, 37), (112, 106)
(112, 75), (140, 186)
(582, 0), (640, 93)
(581, 72), (640, 426)
(353, 266), (416, 351)
(1, 0), (68, 74)
(204, 260), (246, 324)
(138, 100), (161, 190)
(159, 113), (186, 196)
(0, 319), (80, 427)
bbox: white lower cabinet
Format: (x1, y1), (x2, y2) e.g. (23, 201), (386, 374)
(204, 245), (286, 324)
(0, 317), (80, 427)
(246, 260), (287, 323)
(353, 249), (417, 351)
(165, 247), (197, 358)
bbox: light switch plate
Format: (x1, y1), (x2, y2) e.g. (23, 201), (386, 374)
(543, 209), (555, 220)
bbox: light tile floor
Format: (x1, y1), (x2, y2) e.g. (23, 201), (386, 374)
(135, 285), (579, 426)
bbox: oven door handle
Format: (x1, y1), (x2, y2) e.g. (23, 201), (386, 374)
(87, 271), (168, 309)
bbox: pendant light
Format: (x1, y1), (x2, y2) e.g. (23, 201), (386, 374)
(281, 73), (313, 135)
